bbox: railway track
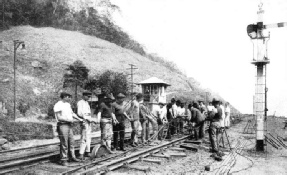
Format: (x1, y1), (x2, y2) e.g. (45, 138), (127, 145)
(0, 117), (242, 175)
(0, 131), (132, 174)
(75, 135), (191, 175)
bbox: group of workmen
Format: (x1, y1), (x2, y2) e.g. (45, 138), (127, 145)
(53, 91), (231, 166)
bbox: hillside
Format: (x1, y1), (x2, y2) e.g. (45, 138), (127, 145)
(0, 26), (240, 118)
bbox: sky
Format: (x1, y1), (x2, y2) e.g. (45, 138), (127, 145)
(111, 0), (287, 115)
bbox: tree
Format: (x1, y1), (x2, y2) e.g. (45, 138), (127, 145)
(63, 60), (89, 105)
(85, 70), (129, 97)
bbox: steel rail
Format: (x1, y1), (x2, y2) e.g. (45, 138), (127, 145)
(0, 131), (132, 174)
(78, 136), (190, 175)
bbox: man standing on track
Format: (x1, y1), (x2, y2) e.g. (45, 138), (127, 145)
(225, 102), (231, 129)
(219, 101), (225, 128)
(178, 102), (186, 134)
(156, 102), (167, 140)
(77, 91), (93, 160)
(208, 98), (224, 157)
(112, 93), (131, 151)
(190, 102), (205, 140)
(54, 92), (83, 166)
(166, 103), (173, 139)
(138, 93), (158, 144)
(129, 93), (140, 147)
(97, 94), (117, 150)
(199, 101), (207, 115)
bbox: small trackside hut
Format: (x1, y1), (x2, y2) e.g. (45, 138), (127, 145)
(137, 77), (171, 112)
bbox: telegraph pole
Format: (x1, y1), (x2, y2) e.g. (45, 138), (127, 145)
(127, 64), (138, 97)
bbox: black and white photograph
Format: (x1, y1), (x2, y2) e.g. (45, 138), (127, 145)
(0, 0), (287, 174)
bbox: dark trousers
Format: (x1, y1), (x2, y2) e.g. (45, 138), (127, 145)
(208, 122), (221, 152)
(194, 121), (205, 140)
(158, 124), (163, 140)
(177, 118), (184, 133)
(57, 123), (76, 161)
(113, 122), (125, 149)
(167, 118), (175, 138)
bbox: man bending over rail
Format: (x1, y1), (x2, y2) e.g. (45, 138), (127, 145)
(54, 92), (83, 166)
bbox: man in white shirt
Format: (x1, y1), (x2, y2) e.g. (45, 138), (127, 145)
(156, 102), (167, 140)
(54, 92), (83, 166)
(170, 98), (178, 136)
(219, 101), (225, 128)
(207, 102), (214, 112)
(225, 102), (231, 129)
(129, 94), (140, 147)
(77, 91), (92, 160)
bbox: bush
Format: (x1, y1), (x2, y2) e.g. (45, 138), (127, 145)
(0, 118), (54, 142)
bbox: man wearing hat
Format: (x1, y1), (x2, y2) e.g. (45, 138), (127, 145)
(54, 92), (83, 166)
(97, 93), (117, 150)
(112, 93), (131, 151)
(190, 102), (206, 140)
(77, 91), (92, 160)
(137, 93), (158, 143)
(208, 98), (223, 156)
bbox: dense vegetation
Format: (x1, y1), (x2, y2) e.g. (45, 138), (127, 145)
(0, 0), (145, 54)
(0, 0), (182, 74)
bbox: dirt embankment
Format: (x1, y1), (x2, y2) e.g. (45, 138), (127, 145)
(0, 26), (239, 120)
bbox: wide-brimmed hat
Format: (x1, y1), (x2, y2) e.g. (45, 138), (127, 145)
(60, 92), (72, 98)
(83, 91), (92, 96)
(158, 102), (165, 106)
(117, 93), (126, 99)
(212, 98), (220, 104)
(105, 93), (115, 101)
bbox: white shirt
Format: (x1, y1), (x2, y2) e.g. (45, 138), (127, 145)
(178, 107), (186, 116)
(207, 105), (214, 112)
(220, 105), (225, 119)
(77, 99), (91, 120)
(54, 101), (74, 122)
(225, 106), (231, 118)
(157, 106), (167, 120)
(220, 104), (225, 127)
(171, 104), (178, 117)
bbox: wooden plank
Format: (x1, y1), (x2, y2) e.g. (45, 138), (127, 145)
(150, 154), (171, 159)
(169, 147), (187, 152)
(123, 164), (151, 172)
(184, 140), (202, 145)
(169, 152), (187, 157)
(140, 158), (162, 164)
(180, 144), (198, 152)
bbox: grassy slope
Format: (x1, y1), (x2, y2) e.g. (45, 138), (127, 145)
(0, 26), (240, 118)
